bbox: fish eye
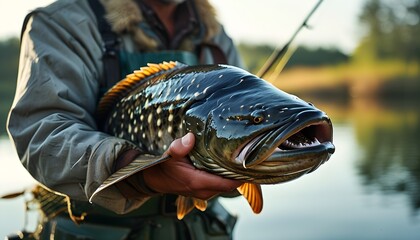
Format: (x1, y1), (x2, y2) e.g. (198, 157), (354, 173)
(253, 116), (263, 124)
(250, 110), (265, 124)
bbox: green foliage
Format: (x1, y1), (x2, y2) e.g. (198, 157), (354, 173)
(0, 37), (20, 134)
(355, 0), (420, 62)
(285, 47), (349, 69)
(0, 37), (19, 82)
(237, 43), (273, 74)
(237, 43), (349, 74)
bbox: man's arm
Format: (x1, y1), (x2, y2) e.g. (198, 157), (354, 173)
(7, 3), (145, 213)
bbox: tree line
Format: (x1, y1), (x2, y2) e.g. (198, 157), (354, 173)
(0, 38), (19, 135)
(355, 0), (420, 63)
(238, 43), (349, 74)
(1, 0), (419, 133)
(0, 37), (349, 135)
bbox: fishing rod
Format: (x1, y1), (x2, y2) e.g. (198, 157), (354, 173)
(256, 0), (323, 78)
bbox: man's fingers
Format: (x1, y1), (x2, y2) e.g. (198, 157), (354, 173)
(167, 132), (242, 193)
(187, 169), (242, 193)
(145, 132), (242, 199)
(166, 132), (195, 158)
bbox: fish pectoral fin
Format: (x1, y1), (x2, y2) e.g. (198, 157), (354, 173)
(176, 196), (208, 220)
(89, 155), (171, 202)
(237, 183), (263, 214)
(193, 198), (208, 212)
(176, 195), (195, 220)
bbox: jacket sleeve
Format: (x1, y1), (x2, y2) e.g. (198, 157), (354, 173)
(212, 25), (245, 68)
(7, 0), (146, 214)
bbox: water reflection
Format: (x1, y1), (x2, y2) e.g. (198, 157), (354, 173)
(351, 99), (420, 213)
(317, 97), (420, 215)
(1, 97), (420, 239)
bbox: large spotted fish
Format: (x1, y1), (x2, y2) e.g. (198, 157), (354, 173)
(91, 61), (335, 219)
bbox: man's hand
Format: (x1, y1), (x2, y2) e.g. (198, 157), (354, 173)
(143, 133), (242, 200)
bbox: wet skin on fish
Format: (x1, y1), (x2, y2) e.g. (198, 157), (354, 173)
(92, 61), (335, 219)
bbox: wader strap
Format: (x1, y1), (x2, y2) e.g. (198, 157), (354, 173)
(88, 0), (121, 94)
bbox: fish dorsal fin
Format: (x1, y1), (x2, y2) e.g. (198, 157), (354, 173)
(96, 61), (179, 126)
(237, 183), (263, 214)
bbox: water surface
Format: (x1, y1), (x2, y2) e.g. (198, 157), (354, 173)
(1, 98), (419, 239)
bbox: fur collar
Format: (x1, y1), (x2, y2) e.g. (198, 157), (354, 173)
(99, 0), (220, 50)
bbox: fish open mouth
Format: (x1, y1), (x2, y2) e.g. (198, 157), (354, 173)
(235, 111), (335, 169)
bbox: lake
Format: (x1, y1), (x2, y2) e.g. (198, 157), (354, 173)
(1, 97), (419, 239)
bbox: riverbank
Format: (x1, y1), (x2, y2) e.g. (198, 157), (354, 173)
(268, 60), (420, 101)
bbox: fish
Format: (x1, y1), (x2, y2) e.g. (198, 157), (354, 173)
(91, 61), (335, 219)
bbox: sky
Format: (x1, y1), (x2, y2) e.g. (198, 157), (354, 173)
(0, 0), (365, 54)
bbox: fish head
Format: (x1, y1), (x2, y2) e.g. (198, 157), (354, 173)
(187, 72), (334, 178)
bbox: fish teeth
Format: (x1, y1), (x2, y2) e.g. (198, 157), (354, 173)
(281, 137), (320, 149)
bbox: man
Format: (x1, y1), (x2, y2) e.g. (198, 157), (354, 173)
(7, 0), (244, 239)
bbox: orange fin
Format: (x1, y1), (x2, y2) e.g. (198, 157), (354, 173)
(237, 183), (263, 214)
(193, 198), (208, 212)
(96, 61), (179, 121)
(176, 196), (208, 220)
(176, 195), (195, 220)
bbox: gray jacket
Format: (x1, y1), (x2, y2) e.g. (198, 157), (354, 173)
(7, 0), (243, 214)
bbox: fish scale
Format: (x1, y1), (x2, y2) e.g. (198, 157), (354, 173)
(92, 61), (335, 219)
